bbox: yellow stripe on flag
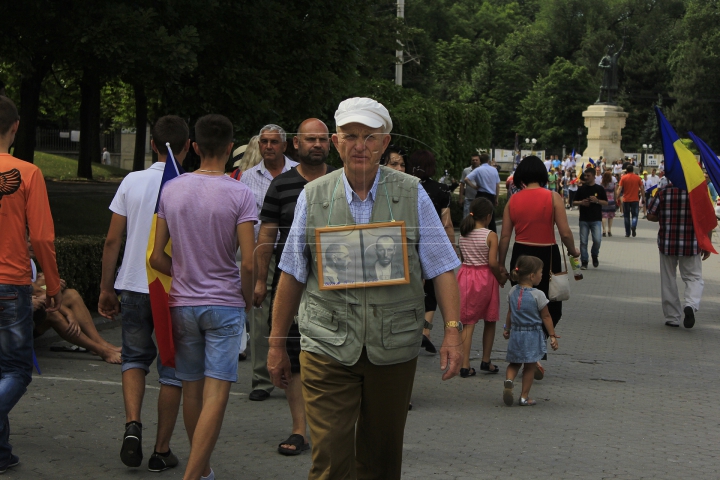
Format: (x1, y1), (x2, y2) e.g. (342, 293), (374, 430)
(146, 213), (173, 292)
(672, 139), (705, 191)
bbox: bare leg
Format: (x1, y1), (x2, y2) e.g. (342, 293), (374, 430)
(506, 363), (520, 381)
(279, 375), (307, 451)
(602, 218), (607, 234)
(181, 379), (204, 447)
(481, 321), (496, 369)
(183, 378), (232, 480)
(155, 384), (181, 453)
(608, 217), (613, 234)
(460, 323), (475, 369)
(122, 368), (146, 423)
(46, 312), (121, 364)
(520, 363), (536, 400)
(63, 289), (120, 352)
(423, 310), (434, 339)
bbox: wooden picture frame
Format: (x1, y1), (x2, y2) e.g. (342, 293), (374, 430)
(315, 221), (410, 290)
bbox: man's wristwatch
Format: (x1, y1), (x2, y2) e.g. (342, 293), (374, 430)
(444, 320), (463, 332)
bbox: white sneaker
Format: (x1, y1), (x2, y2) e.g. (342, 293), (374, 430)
(201, 468), (215, 480)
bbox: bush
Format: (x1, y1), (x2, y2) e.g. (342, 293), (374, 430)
(54, 236), (124, 310)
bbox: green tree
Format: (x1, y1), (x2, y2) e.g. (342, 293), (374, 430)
(517, 57), (595, 150)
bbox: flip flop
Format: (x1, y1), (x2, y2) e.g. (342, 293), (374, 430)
(480, 361), (499, 374)
(278, 434), (309, 456)
(50, 345), (88, 353)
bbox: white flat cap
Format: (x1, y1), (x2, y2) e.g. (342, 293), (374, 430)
(334, 97), (393, 133)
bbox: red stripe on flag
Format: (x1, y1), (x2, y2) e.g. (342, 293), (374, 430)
(688, 185), (718, 254)
(149, 277), (176, 368)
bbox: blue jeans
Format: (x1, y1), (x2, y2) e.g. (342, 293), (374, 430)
(0, 285), (33, 465)
(171, 306), (245, 382)
(623, 201), (640, 235)
(463, 198), (472, 218)
(120, 291), (181, 387)
(579, 221), (602, 263)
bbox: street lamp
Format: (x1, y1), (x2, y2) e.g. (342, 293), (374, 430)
(577, 127), (583, 153)
(642, 143), (653, 168)
(524, 137), (537, 153)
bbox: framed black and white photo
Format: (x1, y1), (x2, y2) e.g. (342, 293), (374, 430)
(316, 221), (410, 290)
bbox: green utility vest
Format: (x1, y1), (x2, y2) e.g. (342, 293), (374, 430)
(299, 167), (425, 366)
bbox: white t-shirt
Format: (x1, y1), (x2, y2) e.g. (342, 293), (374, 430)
(109, 162), (166, 293)
(544, 160), (552, 171)
(612, 164), (622, 175)
(647, 175), (660, 188)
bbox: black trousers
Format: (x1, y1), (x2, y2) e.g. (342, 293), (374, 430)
(475, 191), (497, 232)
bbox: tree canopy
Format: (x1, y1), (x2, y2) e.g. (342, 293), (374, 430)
(1, 0), (718, 178)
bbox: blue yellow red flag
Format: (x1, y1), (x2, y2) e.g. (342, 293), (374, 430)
(655, 107), (717, 254)
(688, 131), (720, 196)
(146, 145), (184, 368)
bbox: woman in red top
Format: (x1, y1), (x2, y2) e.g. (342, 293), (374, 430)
(498, 156), (579, 378)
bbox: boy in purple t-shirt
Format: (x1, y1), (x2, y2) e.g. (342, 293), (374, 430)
(150, 114), (256, 480)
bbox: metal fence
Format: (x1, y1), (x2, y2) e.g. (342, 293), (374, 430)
(35, 128), (120, 157)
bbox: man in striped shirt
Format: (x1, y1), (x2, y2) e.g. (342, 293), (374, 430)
(255, 118), (333, 455)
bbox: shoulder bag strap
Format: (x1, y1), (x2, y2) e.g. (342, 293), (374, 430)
(549, 190), (568, 274)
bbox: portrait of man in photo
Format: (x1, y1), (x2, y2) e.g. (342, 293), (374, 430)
(365, 235), (404, 281)
(323, 243), (353, 285)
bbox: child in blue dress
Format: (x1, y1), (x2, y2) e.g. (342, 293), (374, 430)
(502, 255), (560, 406)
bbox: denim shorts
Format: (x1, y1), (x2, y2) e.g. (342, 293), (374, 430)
(171, 306), (245, 382)
(120, 291), (181, 387)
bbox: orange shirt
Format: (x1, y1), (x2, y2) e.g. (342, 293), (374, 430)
(0, 153), (60, 295)
(619, 173), (643, 203)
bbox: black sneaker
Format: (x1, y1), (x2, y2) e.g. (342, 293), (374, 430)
(683, 306), (695, 329)
(148, 449), (179, 472)
(632, 228), (636, 237)
(121, 421), (143, 467)
(592, 256), (599, 268)
(580, 263), (588, 270)
(0, 455), (19, 473)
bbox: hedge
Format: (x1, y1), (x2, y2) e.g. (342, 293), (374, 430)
(54, 235), (124, 310)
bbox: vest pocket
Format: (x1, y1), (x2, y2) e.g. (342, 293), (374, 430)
(302, 305), (348, 347)
(382, 306), (423, 349)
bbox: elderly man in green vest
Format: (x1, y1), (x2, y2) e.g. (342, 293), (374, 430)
(268, 97), (463, 480)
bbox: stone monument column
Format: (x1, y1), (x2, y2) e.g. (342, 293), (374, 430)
(582, 104), (628, 162)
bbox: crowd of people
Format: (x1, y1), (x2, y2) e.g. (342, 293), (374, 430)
(0, 92), (714, 479)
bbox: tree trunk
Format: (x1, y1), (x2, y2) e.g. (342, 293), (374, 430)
(13, 62), (51, 163)
(77, 68), (101, 179)
(133, 83), (148, 171)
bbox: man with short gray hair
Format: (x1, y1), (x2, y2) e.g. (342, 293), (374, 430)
(268, 97), (462, 479)
(241, 124), (298, 401)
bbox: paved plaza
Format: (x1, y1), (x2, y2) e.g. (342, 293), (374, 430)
(6, 210), (720, 479)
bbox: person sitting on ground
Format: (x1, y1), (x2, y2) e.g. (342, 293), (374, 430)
(32, 271), (121, 364)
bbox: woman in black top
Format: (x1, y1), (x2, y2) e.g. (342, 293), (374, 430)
(408, 150), (456, 354)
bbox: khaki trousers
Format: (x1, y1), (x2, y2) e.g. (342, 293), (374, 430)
(250, 256), (275, 392)
(300, 349), (417, 480)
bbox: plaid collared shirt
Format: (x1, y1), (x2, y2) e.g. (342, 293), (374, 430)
(646, 185), (699, 256)
(241, 156), (298, 240)
(279, 169), (460, 282)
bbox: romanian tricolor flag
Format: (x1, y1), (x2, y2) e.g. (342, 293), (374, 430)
(687, 131), (720, 199)
(655, 107), (717, 254)
(645, 184), (659, 198)
(146, 144), (184, 368)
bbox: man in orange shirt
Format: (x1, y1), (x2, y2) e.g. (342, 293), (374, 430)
(0, 95), (62, 474)
(618, 164), (644, 237)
